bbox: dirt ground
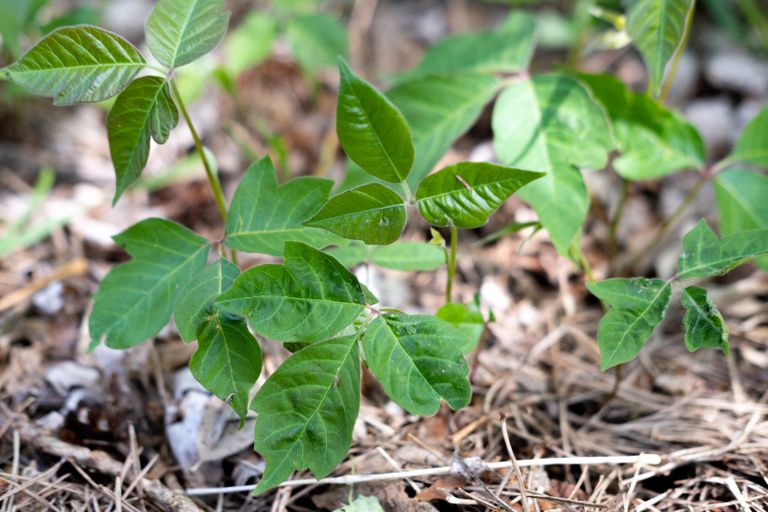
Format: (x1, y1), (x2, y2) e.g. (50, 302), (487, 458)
(1, 1), (767, 510)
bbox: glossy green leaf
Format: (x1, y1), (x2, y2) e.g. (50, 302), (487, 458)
(252, 336), (360, 494)
(714, 169), (768, 271)
(337, 58), (414, 183)
(681, 286), (729, 354)
(222, 11), (276, 76)
(146, 0), (230, 69)
(729, 107), (768, 169)
(492, 74), (615, 254)
(436, 302), (484, 354)
(577, 72), (705, 180)
(190, 316), (262, 422)
(108, 77), (179, 204)
(286, 13), (348, 73)
(3, 26), (145, 105)
(396, 12), (534, 81)
(416, 162), (543, 228)
(216, 242), (367, 342)
(677, 220), (768, 279)
(225, 157), (343, 256)
(362, 313), (470, 416)
(587, 278), (672, 370)
(89, 218), (210, 349)
(370, 242), (446, 271)
(174, 259), (239, 342)
(389, 73), (500, 188)
(626, 0), (694, 95)
(305, 184), (406, 245)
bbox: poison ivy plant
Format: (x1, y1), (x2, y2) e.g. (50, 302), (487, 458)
(328, 241), (446, 271)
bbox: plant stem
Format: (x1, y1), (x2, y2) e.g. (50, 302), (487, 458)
(170, 80), (229, 224)
(607, 178), (630, 264)
(446, 225), (458, 304)
(658, 0), (696, 103)
(624, 172), (707, 273)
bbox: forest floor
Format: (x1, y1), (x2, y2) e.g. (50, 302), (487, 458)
(1, 1), (767, 510)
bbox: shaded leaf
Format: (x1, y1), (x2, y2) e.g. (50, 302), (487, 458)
(3, 26), (145, 105)
(677, 220), (768, 279)
(146, 0), (230, 69)
(222, 11), (276, 76)
(325, 244), (372, 268)
(370, 242), (445, 271)
(729, 106), (768, 169)
(362, 313), (470, 416)
(587, 278), (672, 370)
(0, 0), (47, 57)
(416, 162), (543, 228)
(174, 259), (239, 342)
(577, 72), (704, 179)
(396, 12), (534, 81)
(191, 316), (262, 422)
(337, 58), (414, 183)
(108, 77), (179, 203)
(714, 169), (768, 270)
(252, 336), (360, 493)
(626, 0), (694, 95)
(89, 218), (210, 349)
(492, 74), (614, 254)
(225, 157), (343, 256)
(216, 242), (367, 342)
(286, 13), (348, 73)
(305, 184), (406, 245)
(681, 286), (729, 354)
(436, 302), (484, 354)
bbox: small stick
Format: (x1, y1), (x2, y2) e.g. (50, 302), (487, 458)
(186, 454), (662, 496)
(500, 413), (530, 512)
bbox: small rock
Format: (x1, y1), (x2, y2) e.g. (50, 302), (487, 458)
(706, 52), (768, 97)
(45, 361), (100, 395)
(32, 281), (64, 315)
(685, 97), (737, 158)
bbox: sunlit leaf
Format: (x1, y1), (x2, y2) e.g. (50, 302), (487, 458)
(436, 302), (484, 354)
(3, 26), (145, 105)
(252, 336), (360, 493)
(677, 220), (768, 279)
(728, 106), (768, 169)
(174, 259), (239, 342)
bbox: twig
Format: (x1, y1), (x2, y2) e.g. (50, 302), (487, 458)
(185, 454), (662, 495)
(0, 258), (87, 312)
(500, 414), (530, 512)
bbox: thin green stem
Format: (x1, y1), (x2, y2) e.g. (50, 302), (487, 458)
(658, 0), (696, 103)
(401, 180), (415, 204)
(170, 80), (229, 224)
(624, 172), (708, 273)
(576, 246), (596, 284)
(446, 225), (458, 304)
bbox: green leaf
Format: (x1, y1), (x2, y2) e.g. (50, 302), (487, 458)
(714, 169), (768, 271)
(252, 336), (360, 494)
(305, 184), (406, 245)
(40, 6), (100, 34)
(286, 13), (348, 73)
(225, 157), (343, 256)
(436, 302), (484, 354)
(0, 0), (48, 58)
(587, 278), (672, 371)
(492, 74), (615, 254)
(3, 26), (145, 105)
(677, 220), (768, 279)
(146, 0), (230, 69)
(416, 162), (543, 229)
(216, 242), (367, 342)
(577, 72), (705, 180)
(108, 77), (179, 204)
(174, 259), (239, 342)
(325, 243), (372, 268)
(626, 0), (694, 95)
(334, 496), (385, 512)
(370, 242), (445, 271)
(395, 12), (534, 81)
(362, 313), (470, 416)
(222, 11), (276, 77)
(729, 107), (768, 169)
(389, 73), (500, 188)
(337, 58), (414, 183)
(190, 316), (262, 422)
(681, 286), (729, 354)
(89, 219), (210, 349)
